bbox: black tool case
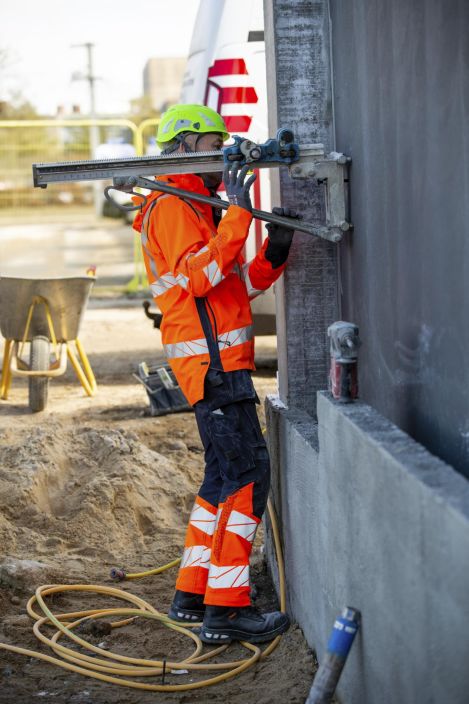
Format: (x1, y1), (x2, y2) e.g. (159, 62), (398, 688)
(134, 362), (192, 416)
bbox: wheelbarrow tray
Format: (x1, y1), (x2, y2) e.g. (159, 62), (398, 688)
(0, 276), (95, 342)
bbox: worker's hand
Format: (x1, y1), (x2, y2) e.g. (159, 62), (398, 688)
(223, 161), (257, 212)
(265, 207), (302, 268)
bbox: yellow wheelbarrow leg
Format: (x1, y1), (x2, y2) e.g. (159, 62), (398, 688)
(66, 342), (96, 397)
(1, 339), (13, 399)
(75, 338), (97, 393)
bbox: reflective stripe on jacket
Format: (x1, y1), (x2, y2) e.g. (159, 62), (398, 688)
(132, 173), (286, 405)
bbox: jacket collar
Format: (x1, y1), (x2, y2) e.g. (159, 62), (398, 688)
(160, 173), (210, 195)
(132, 173), (213, 233)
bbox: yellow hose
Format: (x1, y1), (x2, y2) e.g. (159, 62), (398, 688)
(0, 498), (286, 691)
(112, 557), (181, 580)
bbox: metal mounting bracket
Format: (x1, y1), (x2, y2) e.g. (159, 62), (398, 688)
(289, 146), (352, 241)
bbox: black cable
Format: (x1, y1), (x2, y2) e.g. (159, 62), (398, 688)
(206, 298), (220, 347)
(204, 298), (225, 372)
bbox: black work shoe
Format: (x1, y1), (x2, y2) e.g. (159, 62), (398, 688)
(168, 590), (206, 623)
(199, 605), (290, 644)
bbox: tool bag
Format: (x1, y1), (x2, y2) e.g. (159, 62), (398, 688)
(134, 362), (192, 416)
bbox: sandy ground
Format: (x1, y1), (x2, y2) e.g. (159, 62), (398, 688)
(0, 301), (318, 704)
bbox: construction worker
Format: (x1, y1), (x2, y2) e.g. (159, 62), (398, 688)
(133, 104), (299, 644)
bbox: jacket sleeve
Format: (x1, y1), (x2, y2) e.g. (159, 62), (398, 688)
(241, 238), (287, 299)
(149, 196), (253, 297)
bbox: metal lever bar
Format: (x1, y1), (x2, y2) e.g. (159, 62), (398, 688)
(112, 176), (343, 243)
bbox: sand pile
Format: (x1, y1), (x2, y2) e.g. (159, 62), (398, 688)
(0, 375), (318, 704)
(0, 423), (195, 581)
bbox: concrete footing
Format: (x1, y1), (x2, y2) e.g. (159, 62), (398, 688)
(265, 392), (469, 704)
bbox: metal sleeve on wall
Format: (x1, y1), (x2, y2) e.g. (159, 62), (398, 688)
(264, 0), (339, 416)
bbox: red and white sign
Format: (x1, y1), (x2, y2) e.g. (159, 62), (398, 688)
(204, 57), (262, 250)
(205, 58), (258, 134)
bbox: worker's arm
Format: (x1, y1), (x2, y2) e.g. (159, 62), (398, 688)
(242, 207), (301, 298)
(149, 162), (256, 297)
(150, 195), (253, 297)
(242, 239), (286, 299)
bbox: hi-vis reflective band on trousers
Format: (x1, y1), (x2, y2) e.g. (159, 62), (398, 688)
(175, 500), (217, 594)
(207, 564), (250, 589)
(189, 503), (218, 536)
(180, 545), (211, 569)
(164, 324), (254, 360)
(225, 509), (257, 542)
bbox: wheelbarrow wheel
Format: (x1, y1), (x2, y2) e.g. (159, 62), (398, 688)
(29, 335), (50, 412)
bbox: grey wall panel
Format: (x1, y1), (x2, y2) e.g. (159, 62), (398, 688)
(329, 0), (469, 475)
(266, 393), (469, 703)
(264, 0), (339, 416)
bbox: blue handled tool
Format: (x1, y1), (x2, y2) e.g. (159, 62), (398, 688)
(306, 606), (361, 704)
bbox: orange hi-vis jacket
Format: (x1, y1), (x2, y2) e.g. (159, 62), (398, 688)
(133, 173), (286, 405)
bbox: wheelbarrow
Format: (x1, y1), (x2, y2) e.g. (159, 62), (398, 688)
(0, 276), (97, 412)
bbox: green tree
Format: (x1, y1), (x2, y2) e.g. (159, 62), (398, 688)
(0, 48), (39, 118)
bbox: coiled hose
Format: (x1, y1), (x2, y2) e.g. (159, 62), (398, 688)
(0, 497), (286, 692)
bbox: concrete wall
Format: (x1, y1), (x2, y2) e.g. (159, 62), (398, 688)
(263, 0), (339, 416)
(263, 1), (469, 700)
(330, 0), (469, 476)
(266, 393), (469, 704)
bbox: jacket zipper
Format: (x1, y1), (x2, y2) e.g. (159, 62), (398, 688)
(180, 195), (224, 368)
(195, 297), (223, 369)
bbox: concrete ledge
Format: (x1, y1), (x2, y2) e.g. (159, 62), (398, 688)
(265, 392), (469, 704)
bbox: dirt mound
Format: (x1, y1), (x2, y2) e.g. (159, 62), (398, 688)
(0, 374), (318, 704)
(0, 424), (194, 579)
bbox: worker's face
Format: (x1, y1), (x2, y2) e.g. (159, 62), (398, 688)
(195, 133), (224, 152)
(182, 132), (225, 192)
(180, 132), (224, 153)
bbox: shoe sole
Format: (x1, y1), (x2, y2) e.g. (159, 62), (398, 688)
(168, 606), (205, 624)
(198, 619), (290, 644)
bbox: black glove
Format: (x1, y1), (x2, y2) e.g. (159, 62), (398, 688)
(223, 161), (257, 212)
(265, 207), (302, 268)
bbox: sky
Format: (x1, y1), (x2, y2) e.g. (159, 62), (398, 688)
(0, 0), (200, 115)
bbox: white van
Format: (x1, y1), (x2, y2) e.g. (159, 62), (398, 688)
(181, 0), (275, 334)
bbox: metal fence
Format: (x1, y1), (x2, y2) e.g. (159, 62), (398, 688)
(0, 118), (160, 209)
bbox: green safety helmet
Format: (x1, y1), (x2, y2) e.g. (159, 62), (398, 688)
(156, 104), (229, 146)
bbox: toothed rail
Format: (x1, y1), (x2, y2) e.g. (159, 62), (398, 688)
(32, 131), (352, 242)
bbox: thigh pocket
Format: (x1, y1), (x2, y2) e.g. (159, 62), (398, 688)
(207, 408), (256, 483)
(251, 440), (269, 463)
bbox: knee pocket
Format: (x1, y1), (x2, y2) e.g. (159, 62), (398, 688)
(207, 407), (269, 485)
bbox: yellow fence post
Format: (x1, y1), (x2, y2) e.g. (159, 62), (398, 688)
(124, 118), (160, 294)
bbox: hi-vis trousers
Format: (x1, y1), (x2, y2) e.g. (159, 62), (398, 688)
(175, 369), (270, 607)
